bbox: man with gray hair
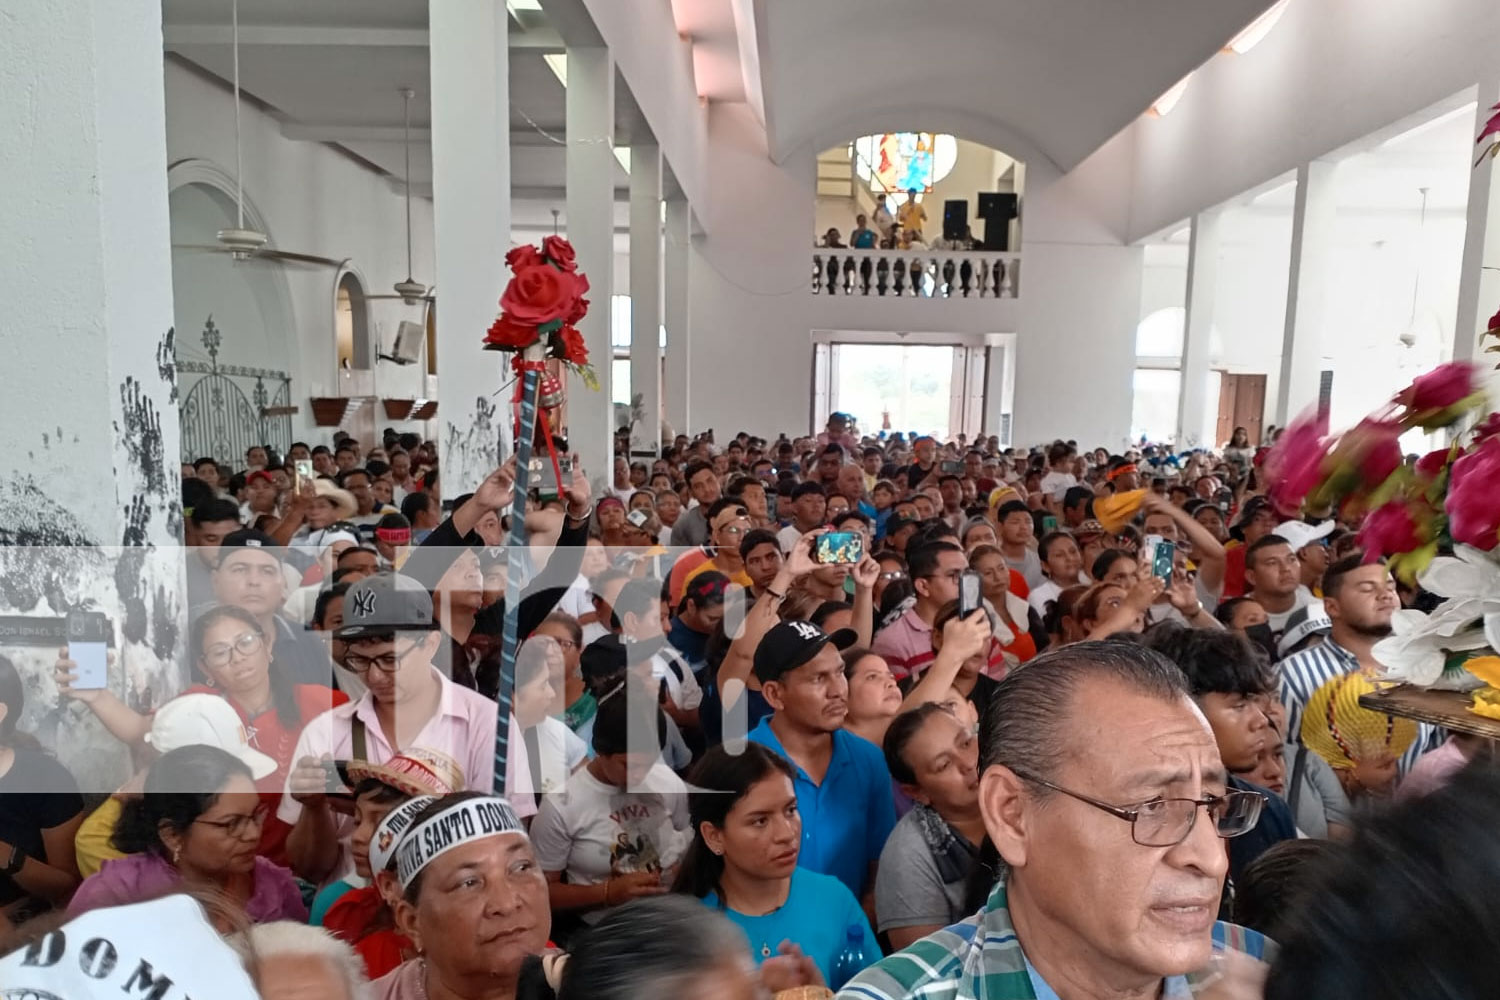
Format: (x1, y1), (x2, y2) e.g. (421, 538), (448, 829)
(234, 920), (369, 1000)
(840, 641), (1268, 1000)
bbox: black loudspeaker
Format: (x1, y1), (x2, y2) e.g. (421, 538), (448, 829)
(976, 192), (1020, 251)
(942, 199), (969, 242)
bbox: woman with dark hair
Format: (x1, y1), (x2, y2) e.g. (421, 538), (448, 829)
(57, 605), (344, 864)
(672, 744), (878, 986)
(530, 681), (690, 926)
(841, 648), (903, 748)
(0, 656), (84, 919)
(377, 792), (557, 1000)
(876, 704), (983, 949)
(68, 745), (305, 924)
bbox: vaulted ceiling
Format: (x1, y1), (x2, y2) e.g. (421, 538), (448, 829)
(750, 0), (1281, 171)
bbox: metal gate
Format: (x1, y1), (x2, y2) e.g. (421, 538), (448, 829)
(177, 317), (293, 466)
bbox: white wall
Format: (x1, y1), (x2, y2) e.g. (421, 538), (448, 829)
(164, 59), (438, 448)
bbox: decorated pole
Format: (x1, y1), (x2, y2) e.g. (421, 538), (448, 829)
(482, 238), (593, 795)
(494, 349), (542, 794)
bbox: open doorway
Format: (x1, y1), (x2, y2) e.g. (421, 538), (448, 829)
(817, 342), (988, 439)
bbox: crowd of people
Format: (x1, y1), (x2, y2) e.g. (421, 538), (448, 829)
(818, 188), (971, 253)
(1, 413), (1497, 999)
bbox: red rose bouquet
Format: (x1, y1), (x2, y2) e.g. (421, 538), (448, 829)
(483, 236), (597, 387)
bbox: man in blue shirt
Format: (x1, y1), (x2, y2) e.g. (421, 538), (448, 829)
(748, 620), (895, 901)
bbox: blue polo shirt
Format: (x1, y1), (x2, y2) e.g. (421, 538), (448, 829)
(747, 716), (896, 897)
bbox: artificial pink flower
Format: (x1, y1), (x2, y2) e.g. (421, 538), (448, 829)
(1447, 438), (1500, 551)
(1264, 413), (1330, 516)
(1358, 501), (1424, 560)
(1348, 418), (1404, 487)
(1480, 103), (1500, 145)
(1473, 412), (1500, 445)
(1414, 447), (1452, 480)
(1397, 362), (1480, 412)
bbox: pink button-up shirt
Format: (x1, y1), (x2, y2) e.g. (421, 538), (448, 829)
(278, 667), (533, 882)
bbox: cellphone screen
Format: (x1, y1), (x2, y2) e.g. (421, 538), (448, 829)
(67, 611), (110, 690)
(814, 532), (864, 564)
(940, 461), (964, 476)
(959, 570), (983, 619)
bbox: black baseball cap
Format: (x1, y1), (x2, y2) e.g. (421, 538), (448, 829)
(216, 528), (283, 567)
(336, 572), (437, 639)
(884, 513), (918, 536)
(753, 620), (858, 684)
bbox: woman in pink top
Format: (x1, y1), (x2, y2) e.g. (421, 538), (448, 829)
(68, 745), (306, 926)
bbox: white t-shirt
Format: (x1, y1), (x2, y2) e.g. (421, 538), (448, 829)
(1263, 588), (1317, 638)
(1039, 471), (1078, 501)
(778, 524), (809, 554)
(1026, 575), (1085, 617)
(525, 716), (590, 796)
(530, 762), (691, 920)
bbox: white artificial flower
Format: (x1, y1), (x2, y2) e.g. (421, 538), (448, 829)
(1373, 608), (1491, 689)
(1416, 544), (1500, 651)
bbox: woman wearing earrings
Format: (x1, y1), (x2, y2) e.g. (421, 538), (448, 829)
(67, 745), (306, 926)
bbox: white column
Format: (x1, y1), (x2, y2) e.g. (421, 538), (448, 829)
(1178, 209), (1221, 448)
(629, 143), (663, 456)
(565, 46), (616, 482)
(1, 0), (181, 790)
(664, 197), (693, 436)
(1454, 79), (1500, 399)
(1276, 161), (1338, 426)
(429, 0), (510, 494)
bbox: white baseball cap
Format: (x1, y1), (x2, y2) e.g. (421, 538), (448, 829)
(1274, 519), (1336, 553)
(145, 694), (278, 780)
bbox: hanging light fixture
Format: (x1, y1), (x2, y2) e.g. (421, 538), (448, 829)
(1398, 187), (1429, 349)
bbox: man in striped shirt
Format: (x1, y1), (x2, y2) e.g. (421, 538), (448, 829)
(1277, 556), (1443, 774)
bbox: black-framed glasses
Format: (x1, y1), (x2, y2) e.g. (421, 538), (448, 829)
(201, 632), (265, 669)
(345, 639), (423, 674)
(193, 803), (269, 839)
(1010, 768), (1263, 847)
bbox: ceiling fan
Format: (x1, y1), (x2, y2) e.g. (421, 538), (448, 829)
(367, 87), (436, 307)
(172, 0), (343, 269)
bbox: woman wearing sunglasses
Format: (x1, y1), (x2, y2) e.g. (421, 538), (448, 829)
(68, 745), (306, 926)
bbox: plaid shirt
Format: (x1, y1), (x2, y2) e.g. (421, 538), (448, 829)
(837, 881), (1264, 1000)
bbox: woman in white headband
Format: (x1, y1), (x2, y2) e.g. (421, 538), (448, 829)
(372, 792), (556, 1000)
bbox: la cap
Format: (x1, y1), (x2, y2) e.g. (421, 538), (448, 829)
(145, 693), (277, 780)
(753, 620), (858, 684)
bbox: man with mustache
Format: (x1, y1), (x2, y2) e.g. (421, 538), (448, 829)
(842, 642), (1268, 1000)
(748, 621), (894, 905)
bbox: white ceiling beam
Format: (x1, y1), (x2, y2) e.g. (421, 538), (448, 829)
(282, 124), (564, 145)
(388, 180), (627, 200)
(162, 24), (562, 51)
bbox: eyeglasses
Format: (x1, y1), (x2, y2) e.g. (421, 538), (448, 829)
(923, 569), (965, 584)
(715, 522), (750, 537)
(201, 632), (265, 669)
(879, 570), (908, 581)
(193, 803), (269, 839)
(1009, 768), (1263, 848)
(345, 640), (422, 674)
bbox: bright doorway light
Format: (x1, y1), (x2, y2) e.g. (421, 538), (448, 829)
(543, 53), (567, 87)
(1225, 0), (1291, 55)
(613, 146), (632, 174)
(1149, 75), (1193, 118)
(507, 0), (543, 16)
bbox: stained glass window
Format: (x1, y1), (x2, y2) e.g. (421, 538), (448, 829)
(852, 133), (958, 197)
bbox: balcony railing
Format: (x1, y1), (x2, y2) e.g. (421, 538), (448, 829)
(811, 248), (1020, 299)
